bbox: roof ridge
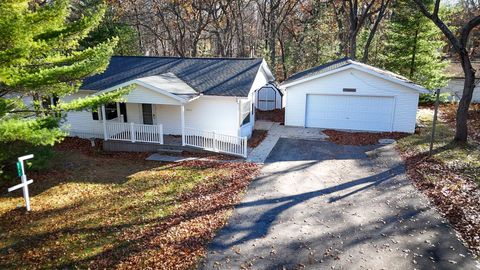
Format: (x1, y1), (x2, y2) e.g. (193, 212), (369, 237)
(111, 55), (262, 61)
(283, 57), (351, 83)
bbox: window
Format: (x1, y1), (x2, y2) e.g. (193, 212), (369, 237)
(92, 103), (119, 121)
(105, 103), (118, 120)
(343, 88), (356, 92)
(240, 100), (251, 126)
(241, 113), (250, 126)
(92, 109), (100, 120)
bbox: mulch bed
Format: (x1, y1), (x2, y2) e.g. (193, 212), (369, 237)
(55, 137), (150, 160)
(57, 137), (240, 161)
(324, 129), (409, 145)
(400, 151), (480, 257)
(248, 130), (268, 148)
(255, 109), (285, 123)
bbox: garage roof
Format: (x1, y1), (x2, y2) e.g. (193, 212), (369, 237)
(281, 58), (429, 93)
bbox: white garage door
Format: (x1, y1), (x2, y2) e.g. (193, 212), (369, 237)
(305, 94), (394, 132)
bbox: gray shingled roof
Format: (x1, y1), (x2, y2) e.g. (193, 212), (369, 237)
(282, 58), (426, 92)
(81, 56), (267, 97)
(282, 58), (351, 84)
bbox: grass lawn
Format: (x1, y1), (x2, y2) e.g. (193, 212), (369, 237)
(0, 140), (259, 269)
(397, 106), (480, 257)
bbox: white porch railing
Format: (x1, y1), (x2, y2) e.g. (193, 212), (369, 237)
(183, 127), (247, 158)
(105, 122), (164, 144)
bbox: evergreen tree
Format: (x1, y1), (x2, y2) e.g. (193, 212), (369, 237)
(0, 0), (129, 147)
(77, 0), (141, 56)
(382, 0), (448, 90)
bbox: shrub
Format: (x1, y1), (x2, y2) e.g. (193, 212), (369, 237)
(419, 92), (452, 105)
(0, 142), (54, 182)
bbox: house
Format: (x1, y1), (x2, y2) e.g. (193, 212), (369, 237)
(254, 83), (284, 111)
(441, 61), (480, 103)
(62, 56), (274, 157)
(280, 58), (429, 133)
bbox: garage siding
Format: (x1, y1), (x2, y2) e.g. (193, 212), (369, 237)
(285, 68), (419, 133)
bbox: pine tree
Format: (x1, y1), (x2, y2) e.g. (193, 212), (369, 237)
(0, 0), (129, 146)
(382, 0), (448, 90)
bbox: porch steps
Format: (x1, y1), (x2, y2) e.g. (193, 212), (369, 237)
(157, 144), (207, 154)
(157, 148), (183, 155)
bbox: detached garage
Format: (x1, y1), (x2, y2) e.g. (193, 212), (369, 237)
(281, 58), (429, 133)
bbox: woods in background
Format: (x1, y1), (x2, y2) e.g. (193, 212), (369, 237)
(90, 0), (477, 83)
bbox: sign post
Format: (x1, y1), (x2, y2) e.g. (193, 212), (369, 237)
(8, 154), (34, 211)
(429, 89), (441, 156)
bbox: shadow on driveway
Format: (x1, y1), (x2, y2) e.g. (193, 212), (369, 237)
(199, 139), (478, 269)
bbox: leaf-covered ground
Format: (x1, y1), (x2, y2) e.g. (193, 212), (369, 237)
(0, 141), (259, 269)
(247, 130), (268, 148)
(397, 107), (480, 258)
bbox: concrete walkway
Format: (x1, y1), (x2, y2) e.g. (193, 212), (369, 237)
(247, 120), (328, 163)
(200, 138), (479, 269)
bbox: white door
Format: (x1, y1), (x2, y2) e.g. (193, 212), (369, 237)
(305, 94), (394, 132)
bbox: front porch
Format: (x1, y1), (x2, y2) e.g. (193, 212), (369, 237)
(97, 102), (248, 157)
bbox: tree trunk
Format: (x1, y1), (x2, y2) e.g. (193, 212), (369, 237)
(409, 25), (420, 78)
(278, 36), (287, 80)
(349, 30), (357, 59)
(269, 1), (277, 69)
(455, 55), (476, 142)
(362, 0), (389, 63)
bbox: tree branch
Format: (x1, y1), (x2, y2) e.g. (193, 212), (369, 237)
(460, 15), (480, 48)
(433, 0), (440, 17)
(411, 0), (462, 52)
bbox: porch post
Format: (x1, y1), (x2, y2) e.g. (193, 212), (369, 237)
(101, 104), (107, 140)
(116, 102), (121, 120)
(181, 104), (185, 146)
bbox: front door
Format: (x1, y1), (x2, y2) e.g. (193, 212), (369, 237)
(142, 104), (154, 125)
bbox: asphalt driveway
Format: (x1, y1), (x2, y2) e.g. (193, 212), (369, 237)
(199, 138), (478, 269)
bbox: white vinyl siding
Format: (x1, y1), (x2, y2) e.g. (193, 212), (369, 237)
(60, 91), (104, 136)
(184, 96), (239, 136)
(285, 68), (420, 133)
(124, 85), (181, 105)
(155, 105), (182, 135)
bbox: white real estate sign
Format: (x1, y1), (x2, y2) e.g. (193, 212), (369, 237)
(8, 154), (34, 211)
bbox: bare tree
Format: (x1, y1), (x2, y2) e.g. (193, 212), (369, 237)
(362, 0), (390, 63)
(330, 0), (388, 60)
(256, 0), (300, 69)
(412, 0), (480, 142)
(345, 0), (377, 59)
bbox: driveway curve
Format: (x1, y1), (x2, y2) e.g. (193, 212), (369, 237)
(200, 138), (478, 269)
